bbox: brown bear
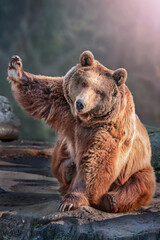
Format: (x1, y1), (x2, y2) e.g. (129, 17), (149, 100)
(7, 51), (156, 213)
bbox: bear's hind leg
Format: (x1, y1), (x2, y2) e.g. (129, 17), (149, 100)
(99, 166), (156, 213)
(51, 137), (76, 195)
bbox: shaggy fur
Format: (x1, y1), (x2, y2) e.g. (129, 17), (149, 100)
(7, 52), (156, 213)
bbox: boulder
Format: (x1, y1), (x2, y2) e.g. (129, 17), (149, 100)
(147, 126), (160, 181)
(0, 203), (160, 240)
(0, 96), (20, 141)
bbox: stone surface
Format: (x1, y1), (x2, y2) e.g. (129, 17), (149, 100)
(0, 96), (20, 141)
(147, 126), (160, 181)
(0, 140), (59, 216)
(0, 132), (160, 239)
(0, 204), (160, 240)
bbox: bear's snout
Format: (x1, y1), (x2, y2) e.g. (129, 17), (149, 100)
(76, 99), (85, 112)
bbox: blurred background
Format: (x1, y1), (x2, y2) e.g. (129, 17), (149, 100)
(0, 0), (160, 141)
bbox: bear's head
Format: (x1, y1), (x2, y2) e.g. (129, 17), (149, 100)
(63, 51), (127, 124)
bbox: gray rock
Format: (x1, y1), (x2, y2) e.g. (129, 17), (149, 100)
(0, 205), (160, 240)
(0, 96), (20, 141)
(147, 126), (160, 181)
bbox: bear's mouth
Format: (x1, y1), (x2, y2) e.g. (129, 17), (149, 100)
(77, 104), (116, 122)
(77, 113), (90, 121)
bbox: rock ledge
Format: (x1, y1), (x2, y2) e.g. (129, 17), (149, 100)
(0, 205), (160, 240)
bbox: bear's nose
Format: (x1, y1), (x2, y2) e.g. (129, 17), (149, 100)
(76, 99), (85, 112)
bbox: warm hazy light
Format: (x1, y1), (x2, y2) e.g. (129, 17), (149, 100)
(138, 0), (160, 30)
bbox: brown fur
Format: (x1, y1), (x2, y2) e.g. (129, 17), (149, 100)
(7, 52), (156, 213)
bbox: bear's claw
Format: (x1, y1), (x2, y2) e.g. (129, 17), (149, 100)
(58, 192), (88, 212)
(9, 55), (22, 68)
(11, 55), (22, 60)
(58, 202), (73, 212)
(68, 203), (73, 211)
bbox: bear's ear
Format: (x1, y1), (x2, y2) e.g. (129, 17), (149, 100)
(112, 68), (127, 86)
(80, 50), (94, 67)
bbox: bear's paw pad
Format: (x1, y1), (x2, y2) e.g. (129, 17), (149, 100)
(8, 55), (23, 81)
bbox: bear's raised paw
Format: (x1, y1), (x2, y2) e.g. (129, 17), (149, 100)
(8, 55), (23, 82)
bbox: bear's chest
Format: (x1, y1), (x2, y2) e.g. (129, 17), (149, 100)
(67, 124), (94, 163)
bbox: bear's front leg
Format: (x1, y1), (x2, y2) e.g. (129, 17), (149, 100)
(7, 56), (74, 132)
(58, 139), (118, 212)
(58, 169), (90, 211)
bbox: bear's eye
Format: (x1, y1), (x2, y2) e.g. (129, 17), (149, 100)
(96, 90), (101, 95)
(82, 82), (86, 88)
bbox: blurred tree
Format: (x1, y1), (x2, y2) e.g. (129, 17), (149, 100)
(0, 0), (160, 141)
